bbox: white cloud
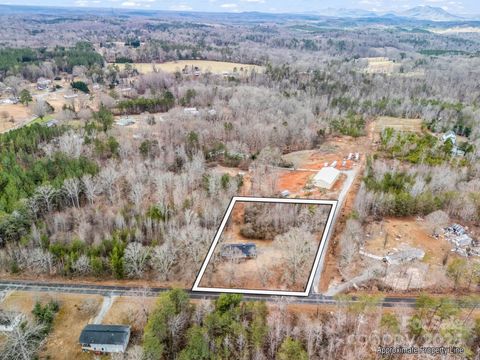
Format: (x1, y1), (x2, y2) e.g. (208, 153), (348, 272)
(121, 1), (139, 6)
(242, 0), (265, 3)
(170, 4), (193, 10)
(220, 3), (238, 8)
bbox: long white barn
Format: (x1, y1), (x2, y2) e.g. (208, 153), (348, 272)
(313, 167), (340, 189)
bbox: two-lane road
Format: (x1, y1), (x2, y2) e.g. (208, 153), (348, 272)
(0, 279), (420, 308)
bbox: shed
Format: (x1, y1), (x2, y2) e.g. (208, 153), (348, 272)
(45, 119), (59, 128)
(313, 167), (340, 189)
(79, 324), (131, 354)
(116, 117), (135, 126)
(220, 243), (257, 260)
(184, 107), (200, 115)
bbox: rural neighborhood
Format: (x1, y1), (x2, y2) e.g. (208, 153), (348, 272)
(0, 2), (480, 359)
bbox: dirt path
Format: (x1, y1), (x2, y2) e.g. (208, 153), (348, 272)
(93, 296), (115, 324)
(312, 167), (359, 293)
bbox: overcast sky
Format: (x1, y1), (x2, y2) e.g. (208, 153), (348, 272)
(2, 0), (480, 15)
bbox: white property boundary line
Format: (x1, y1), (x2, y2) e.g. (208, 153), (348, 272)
(192, 196), (338, 297)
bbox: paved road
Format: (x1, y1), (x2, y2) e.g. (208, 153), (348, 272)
(0, 279), (420, 308)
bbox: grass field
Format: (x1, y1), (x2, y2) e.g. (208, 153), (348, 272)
(114, 60), (263, 74)
(365, 57), (401, 74)
(430, 27), (480, 34)
(1, 291), (103, 360)
(374, 116), (423, 134)
(0, 103), (31, 132)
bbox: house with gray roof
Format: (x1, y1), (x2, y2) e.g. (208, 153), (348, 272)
(221, 243), (257, 260)
(79, 324), (131, 354)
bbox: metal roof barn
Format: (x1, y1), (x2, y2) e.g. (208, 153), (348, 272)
(313, 167), (340, 189)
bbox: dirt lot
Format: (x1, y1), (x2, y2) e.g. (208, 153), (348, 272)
(199, 201), (330, 292)
(115, 60), (263, 75)
(0, 291), (103, 360)
(364, 217), (451, 265)
(278, 136), (361, 197)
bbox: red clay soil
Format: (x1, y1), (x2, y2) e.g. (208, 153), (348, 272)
(277, 171), (313, 193)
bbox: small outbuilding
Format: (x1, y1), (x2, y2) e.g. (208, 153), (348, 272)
(313, 167), (340, 190)
(221, 243), (257, 260)
(116, 117), (136, 126)
(79, 324), (131, 354)
(44, 119), (59, 128)
(184, 107), (200, 116)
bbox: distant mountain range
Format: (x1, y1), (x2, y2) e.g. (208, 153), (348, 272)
(0, 3), (479, 23)
(399, 6), (463, 21)
(316, 6), (476, 22)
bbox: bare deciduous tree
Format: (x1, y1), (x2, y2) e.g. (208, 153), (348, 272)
(58, 131), (83, 158)
(81, 174), (100, 205)
(124, 242), (150, 278)
(32, 99), (48, 119)
(63, 178), (81, 208)
(33, 185), (57, 213)
(275, 227), (316, 286)
(99, 164), (119, 203)
(72, 254), (91, 275)
(339, 219), (363, 268)
(1, 320), (46, 360)
(151, 242), (177, 281)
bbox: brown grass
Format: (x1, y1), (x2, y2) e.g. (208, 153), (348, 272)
(375, 116), (423, 134)
(0, 104), (31, 132)
(364, 57), (400, 74)
(1, 291), (103, 360)
(114, 60), (263, 74)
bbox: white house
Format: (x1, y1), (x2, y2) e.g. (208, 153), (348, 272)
(37, 77), (51, 90)
(442, 131), (456, 145)
(184, 107), (200, 115)
(313, 167), (340, 189)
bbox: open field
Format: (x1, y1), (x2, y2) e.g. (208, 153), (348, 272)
(114, 60), (264, 74)
(0, 291), (103, 360)
(430, 27), (480, 34)
(198, 200), (331, 292)
(364, 57), (401, 74)
(0, 103), (32, 132)
(374, 116), (423, 134)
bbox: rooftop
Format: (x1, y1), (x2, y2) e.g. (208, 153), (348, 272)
(313, 166), (340, 185)
(79, 324), (130, 346)
(221, 243), (257, 258)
